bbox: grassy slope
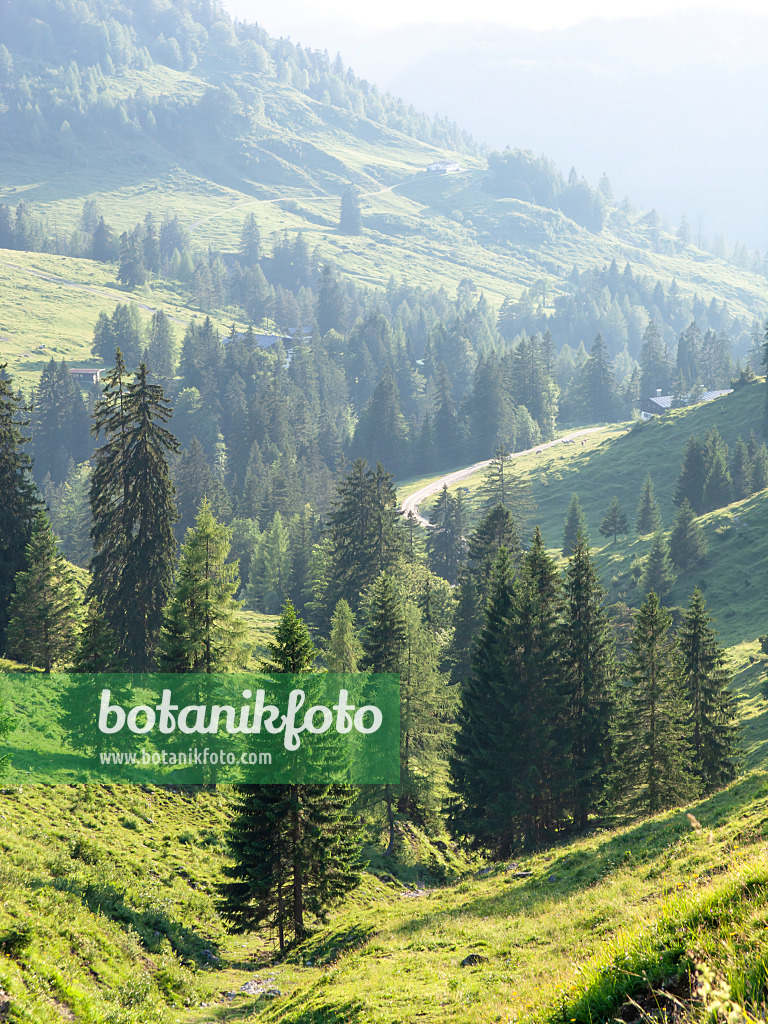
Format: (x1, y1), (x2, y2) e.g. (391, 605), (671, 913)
(2, 62), (766, 393)
(3, 769), (768, 1022)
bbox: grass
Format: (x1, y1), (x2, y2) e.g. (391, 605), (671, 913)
(0, 250), (248, 392)
(4, 765), (768, 1023)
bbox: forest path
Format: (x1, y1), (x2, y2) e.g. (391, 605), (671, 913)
(400, 427), (604, 527)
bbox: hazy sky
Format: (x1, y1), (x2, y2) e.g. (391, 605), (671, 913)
(223, 0), (767, 38)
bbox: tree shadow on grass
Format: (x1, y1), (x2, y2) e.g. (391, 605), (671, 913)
(392, 773), (768, 934)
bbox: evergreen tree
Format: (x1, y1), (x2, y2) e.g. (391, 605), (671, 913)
(219, 603), (362, 949)
(247, 511), (291, 615)
(338, 187), (362, 235)
(117, 228), (148, 288)
(239, 212), (262, 266)
(702, 449), (732, 512)
(263, 598), (317, 674)
(635, 473), (662, 535)
(638, 532), (676, 600)
(674, 435), (708, 514)
(598, 496), (629, 544)
(0, 366), (41, 650)
(322, 459), (403, 615)
(451, 532), (568, 854)
(30, 359), (90, 484)
(325, 599), (362, 672)
(677, 589), (738, 792)
(145, 309), (177, 382)
(361, 572), (408, 853)
(669, 499), (707, 571)
(317, 264), (345, 336)
(6, 512), (83, 671)
(450, 547), (515, 852)
(729, 437), (752, 501)
(351, 369), (410, 474)
(159, 499), (248, 673)
(611, 592), (692, 815)
(562, 492), (587, 556)
(561, 532), (614, 830)
(425, 484), (467, 584)
(639, 319), (669, 397)
(676, 322), (701, 388)
(480, 443), (537, 533)
(577, 333), (616, 421)
(88, 356), (179, 671)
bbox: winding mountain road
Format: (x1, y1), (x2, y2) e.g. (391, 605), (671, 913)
(400, 427), (604, 527)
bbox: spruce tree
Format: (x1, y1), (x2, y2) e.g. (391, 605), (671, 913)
(562, 492), (587, 556)
(598, 496), (629, 544)
(325, 599), (362, 672)
(0, 366), (41, 650)
(159, 499), (248, 674)
(677, 589), (738, 792)
(425, 484), (467, 584)
(360, 572), (408, 853)
(89, 356), (179, 671)
(480, 443), (537, 532)
(611, 592), (692, 815)
(561, 532), (614, 831)
(30, 359), (90, 485)
(449, 547), (515, 852)
(323, 459), (403, 615)
(635, 473), (662, 535)
(669, 499), (707, 571)
(219, 602), (362, 948)
(674, 435), (708, 514)
(451, 532), (568, 854)
(639, 532), (676, 600)
(338, 186), (362, 235)
(702, 450), (732, 512)
(5, 512), (83, 671)
(729, 437), (752, 501)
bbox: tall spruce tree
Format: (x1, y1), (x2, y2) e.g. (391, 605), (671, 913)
(480, 443), (537, 533)
(447, 503), (520, 688)
(635, 474), (662, 535)
(0, 365), (41, 650)
(599, 496), (629, 544)
(360, 572), (408, 853)
(677, 589), (738, 792)
(5, 511), (83, 671)
(425, 484), (467, 584)
(219, 602), (362, 948)
(323, 459), (403, 616)
(451, 532), (568, 854)
(159, 499), (248, 674)
(88, 356), (179, 670)
(561, 532), (614, 831)
(562, 493), (587, 556)
(669, 499), (707, 571)
(325, 599), (362, 672)
(639, 532), (676, 600)
(611, 592), (692, 815)
(674, 435), (708, 514)
(702, 450), (732, 512)
(30, 359), (90, 485)
(449, 547), (516, 852)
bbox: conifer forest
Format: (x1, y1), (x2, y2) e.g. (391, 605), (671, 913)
(0, 1), (767, 1021)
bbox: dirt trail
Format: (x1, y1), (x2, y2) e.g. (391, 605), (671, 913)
(400, 427), (604, 527)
